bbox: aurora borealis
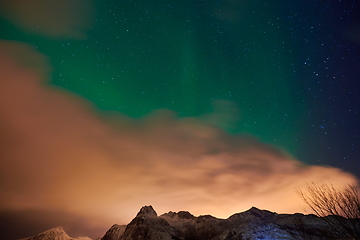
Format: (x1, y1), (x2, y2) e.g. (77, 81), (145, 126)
(0, 0), (359, 239)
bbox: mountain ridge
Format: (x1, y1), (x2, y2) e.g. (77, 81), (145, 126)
(21, 205), (360, 240)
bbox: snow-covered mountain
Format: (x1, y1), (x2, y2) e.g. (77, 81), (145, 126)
(22, 205), (360, 240)
(21, 227), (92, 240)
(101, 205), (352, 239)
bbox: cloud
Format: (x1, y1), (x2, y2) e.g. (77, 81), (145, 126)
(213, 0), (248, 23)
(0, 41), (358, 238)
(0, 0), (93, 39)
(202, 99), (240, 131)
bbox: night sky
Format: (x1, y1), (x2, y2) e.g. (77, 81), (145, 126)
(0, 0), (359, 239)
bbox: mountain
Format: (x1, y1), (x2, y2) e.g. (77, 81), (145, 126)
(21, 226), (92, 240)
(22, 205), (360, 240)
(118, 206), (180, 240)
(101, 205), (352, 240)
(101, 224), (127, 240)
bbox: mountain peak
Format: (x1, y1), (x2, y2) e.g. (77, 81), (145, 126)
(45, 226), (66, 233)
(23, 226), (71, 240)
(249, 206), (260, 211)
(161, 210), (195, 220)
(136, 205), (157, 218)
(246, 206), (275, 216)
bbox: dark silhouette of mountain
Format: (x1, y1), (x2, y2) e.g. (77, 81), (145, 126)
(21, 205), (360, 240)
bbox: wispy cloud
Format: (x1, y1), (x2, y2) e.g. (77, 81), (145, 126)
(0, 0), (93, 38)
(0, 41), (357, 239)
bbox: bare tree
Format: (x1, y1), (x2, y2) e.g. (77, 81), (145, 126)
(298, 182), (360, 240)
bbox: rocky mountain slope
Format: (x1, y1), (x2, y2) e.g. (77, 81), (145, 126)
(21, 227), (92, 240)
(102, 205), (333, 240)
(22, 205), (360, 240)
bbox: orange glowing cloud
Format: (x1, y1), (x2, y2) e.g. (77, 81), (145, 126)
(0, 0), (93, 39)
(0, 41), (358, 235)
